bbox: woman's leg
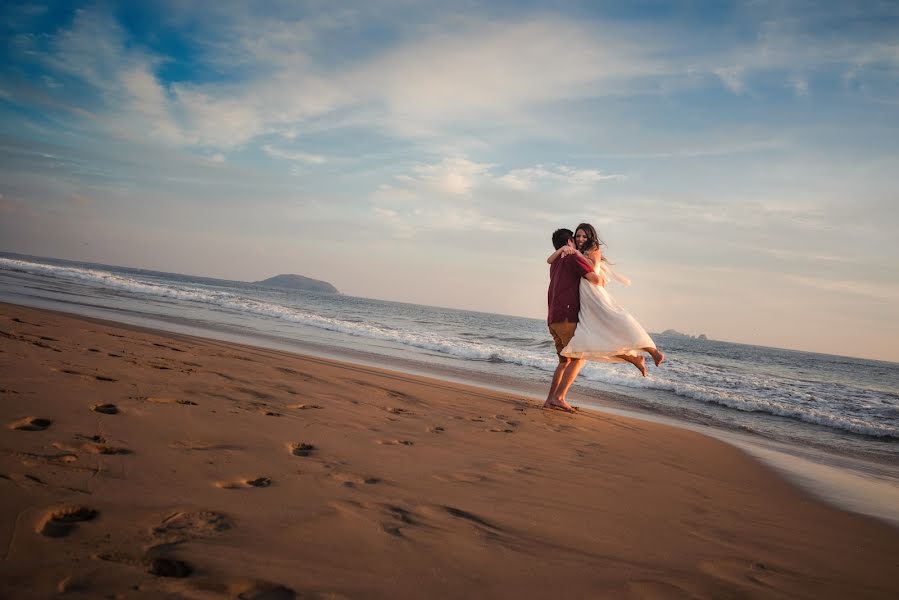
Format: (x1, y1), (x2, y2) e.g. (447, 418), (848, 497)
(618, 353), (646, 377)
(644, 347), (665, 366)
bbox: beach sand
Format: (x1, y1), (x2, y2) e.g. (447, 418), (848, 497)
(1, 302), (897, 599)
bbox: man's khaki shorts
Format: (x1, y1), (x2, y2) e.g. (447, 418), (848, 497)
(548, 321), (577, 355)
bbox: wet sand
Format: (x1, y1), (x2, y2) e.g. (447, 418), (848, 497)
(1, 302), (897, 599)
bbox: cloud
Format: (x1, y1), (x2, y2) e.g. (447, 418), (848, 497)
(10, 8), (671, 151)
(12, 6), (349, 150)
(262, 144), (326, 165)
(370, 156), (622, 235)
(790, 76), (809, 97)
(348, 18), (660, 132)
(713, 66), (747, 94)
(497, 164), (623, 191)
(13, 3), (897, 158)
(784, 275), (899, 302)
(396, 157), (495, 196)
(580, 138), (788, 160)
(699, 6), (899, 97)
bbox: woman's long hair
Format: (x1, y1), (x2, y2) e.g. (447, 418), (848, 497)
(575, 222), (609, 264)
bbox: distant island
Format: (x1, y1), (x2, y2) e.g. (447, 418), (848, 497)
(661, 329), (708, 340)
(252, 274), (339, 294)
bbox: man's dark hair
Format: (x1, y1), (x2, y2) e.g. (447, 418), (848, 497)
(552, 228), (574, 250)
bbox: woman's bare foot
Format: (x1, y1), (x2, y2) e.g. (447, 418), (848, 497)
(620, 354), (647, 377)
(646, 347), (665, 367)
(543, 399), (577, 413)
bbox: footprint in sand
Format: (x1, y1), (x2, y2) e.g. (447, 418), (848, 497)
(9, 417), (52, 431)
(489, 416), (517, 432)
(434, 472), (492, 484)
(57, 575), (88, 594)
(331, 500), (416, 540)
(231, 580), (297, 600)
(86, 443), (131, 455)
(441, 505), (500, 529)
(61, 435), (132, 455)
(145, 396), (198, 406)
(169, 440), (241, 452)
(216, 477), (272, 489)
(289, 442), (316, 457)
(329, 472), (382, 488)
(151, 510), (233, 544)
(11, 317), (39, 326)
(36, 506), (98, 538)
(59, 368), (117, 382)
(95, 545), (195, 580)
(380, 505), (416, 538)
(148, 557), (193, 578)
(152, 342), (185, 353)
(235, 387), (274, 400)
(92, 404), (119, 415)
(420, 505), (513, 546)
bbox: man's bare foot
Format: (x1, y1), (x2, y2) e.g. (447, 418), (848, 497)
(647, 348), (665, 367)
(543, 399), (577, 414)
(621, 354), (647, 377)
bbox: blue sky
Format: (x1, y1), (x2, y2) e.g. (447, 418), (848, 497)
(1, 1), (898, 360)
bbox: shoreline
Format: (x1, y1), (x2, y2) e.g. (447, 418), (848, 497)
(2, 303), (898, 597)
(3, 300), (898, 528)
(4, 280), (896, 462)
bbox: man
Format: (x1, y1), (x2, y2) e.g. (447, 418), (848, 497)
(545, 228), (602, 413)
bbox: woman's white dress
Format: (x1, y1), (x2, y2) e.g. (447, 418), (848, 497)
(561, 261), (656, 361)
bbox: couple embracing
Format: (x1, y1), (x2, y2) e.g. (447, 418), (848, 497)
(544, 223), (665, 413)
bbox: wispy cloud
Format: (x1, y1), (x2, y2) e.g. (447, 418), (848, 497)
(371, 156), (622, 234)
(713, 66), (747, 94)
(347, 18), (660, 134)
(784, 275), (899, 302)
(398, 157), (495, 195)
(9, 3), (898, 153)
(497, 165), (624, 191)
(262, 144), (326, 165)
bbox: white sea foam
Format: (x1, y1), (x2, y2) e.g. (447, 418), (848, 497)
(3, 256), (896, 440)
(1, 258), (221, 303)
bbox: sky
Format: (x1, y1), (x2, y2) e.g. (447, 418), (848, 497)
(1, 1), (898, 361)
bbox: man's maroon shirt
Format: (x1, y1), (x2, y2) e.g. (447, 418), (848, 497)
(547, 253), (594, 324)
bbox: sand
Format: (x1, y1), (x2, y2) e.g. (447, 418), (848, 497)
(1, 302), (897, 599)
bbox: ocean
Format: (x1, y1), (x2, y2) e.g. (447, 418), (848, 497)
(2, 251), (898, 521)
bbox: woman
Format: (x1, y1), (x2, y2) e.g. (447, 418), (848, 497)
(546, 223), (664, 376)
